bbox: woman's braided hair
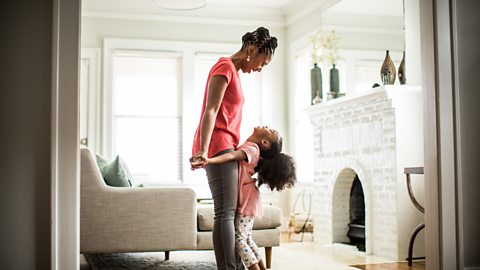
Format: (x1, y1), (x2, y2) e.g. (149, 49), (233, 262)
(241, 27), (278, 55)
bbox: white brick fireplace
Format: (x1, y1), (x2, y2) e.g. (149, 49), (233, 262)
(308, 86), (425, 260)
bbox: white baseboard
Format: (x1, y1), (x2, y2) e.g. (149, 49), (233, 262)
(465, 267), (480, 270)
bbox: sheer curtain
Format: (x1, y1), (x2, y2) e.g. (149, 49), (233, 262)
(112, 51), (181, 185)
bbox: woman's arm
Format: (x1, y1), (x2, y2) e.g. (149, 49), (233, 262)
(190, 75), (229, 168)
(207, 150), (247, 165)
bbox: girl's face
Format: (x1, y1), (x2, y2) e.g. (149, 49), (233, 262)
(241, 49), (272, 74)
(251, 126), (280, 149)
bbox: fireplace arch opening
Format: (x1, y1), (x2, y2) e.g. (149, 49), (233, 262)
(347, 175), (365, 251)
(332, 168), (366, 252)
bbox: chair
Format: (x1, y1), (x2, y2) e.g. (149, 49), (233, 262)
(288, 189), (313, 241)
(404, 167), (426, 266)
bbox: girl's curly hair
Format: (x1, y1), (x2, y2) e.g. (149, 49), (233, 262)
(255, 137), (297, 192)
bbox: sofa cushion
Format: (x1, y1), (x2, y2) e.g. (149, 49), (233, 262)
(197, 204), (282, 231)
(96, 155), (133, 187)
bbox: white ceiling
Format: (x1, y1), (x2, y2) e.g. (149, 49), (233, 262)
(206, 0), (404, 17)
(326, 0), (403, 17)
(82, 0), (404, 27)
(206, 0), (295, 9)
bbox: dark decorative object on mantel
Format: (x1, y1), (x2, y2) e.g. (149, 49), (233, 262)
(330, 64), (340, 97)
(398, 51), (406, 85)
(310, 63), (322, 104)
(380, 50), (396, 85)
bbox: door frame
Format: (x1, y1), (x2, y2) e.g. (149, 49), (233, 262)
(51, 0), (81, 269)
(80, 48), (102, 154)
(420, 0), (463, 269)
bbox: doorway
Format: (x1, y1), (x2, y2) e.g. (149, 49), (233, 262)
(53, 0), (459, 269)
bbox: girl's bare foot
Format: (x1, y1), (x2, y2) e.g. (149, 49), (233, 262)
(258, 259), (267, 270)
(248, 263), (261, 270)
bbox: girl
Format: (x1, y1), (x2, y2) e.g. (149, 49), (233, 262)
(201, 126), (297, 270)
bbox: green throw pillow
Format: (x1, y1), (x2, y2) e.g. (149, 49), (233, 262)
(96, 155), (133, 187)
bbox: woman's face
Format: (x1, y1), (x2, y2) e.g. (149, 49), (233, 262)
(241, 51), (272, 74)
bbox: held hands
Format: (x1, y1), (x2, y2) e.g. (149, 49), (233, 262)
(190, 151), (208, 170)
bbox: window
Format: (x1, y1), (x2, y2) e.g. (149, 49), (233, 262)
(111, 51), (181, 185)
(238, 72), (262, 143)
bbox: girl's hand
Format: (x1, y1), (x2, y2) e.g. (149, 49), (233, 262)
(190, 151), (208, 170)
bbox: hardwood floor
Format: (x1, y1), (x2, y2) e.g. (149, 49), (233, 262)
(282, 232), (426, 270)
(351, 261), (425, 270)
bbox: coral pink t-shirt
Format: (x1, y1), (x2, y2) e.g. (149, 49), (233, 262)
(237, 141), (264, 218)
(192, 57), (244, 158)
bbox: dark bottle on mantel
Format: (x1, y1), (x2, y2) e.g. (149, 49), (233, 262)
(398, 51), (406, 85)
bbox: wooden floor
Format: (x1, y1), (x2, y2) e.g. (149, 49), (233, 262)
(352, 261), (425, 270)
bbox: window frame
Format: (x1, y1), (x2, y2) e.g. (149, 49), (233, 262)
(111, 50), (182, 184)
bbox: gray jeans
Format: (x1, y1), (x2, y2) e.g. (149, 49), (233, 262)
(205, 149), (245, 270)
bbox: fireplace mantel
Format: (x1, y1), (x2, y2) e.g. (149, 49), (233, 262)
(307, 85), (425, 260)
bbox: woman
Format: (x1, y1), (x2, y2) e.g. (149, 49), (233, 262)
(190, 27), (278, 270)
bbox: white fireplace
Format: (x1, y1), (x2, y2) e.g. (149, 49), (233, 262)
(308, 86), (425, 260)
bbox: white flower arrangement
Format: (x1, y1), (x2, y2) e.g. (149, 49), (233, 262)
(309, 31), (324, 66)
(309, 30), (341, 66)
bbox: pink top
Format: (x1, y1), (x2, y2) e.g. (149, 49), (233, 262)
(237, 141), (264, 218)
(192, 57), (244, 158)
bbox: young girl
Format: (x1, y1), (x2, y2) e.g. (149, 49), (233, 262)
(201, 126), (296, 270)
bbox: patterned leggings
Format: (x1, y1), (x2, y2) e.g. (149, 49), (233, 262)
(235, 214), (262, 268)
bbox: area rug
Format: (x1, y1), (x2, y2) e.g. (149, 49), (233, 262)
(84, 253), (217, 270)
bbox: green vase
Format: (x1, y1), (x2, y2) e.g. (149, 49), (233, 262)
(330, 64), (339, 97)
(310, 63), (322, 104)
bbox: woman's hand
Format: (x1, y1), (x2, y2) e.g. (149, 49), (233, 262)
(190, 151), (208, 170)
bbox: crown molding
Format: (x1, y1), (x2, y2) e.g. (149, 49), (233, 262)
(322, 24), (404, 35)
(284, 0), (339, 26)
(82, 10), (286, 27)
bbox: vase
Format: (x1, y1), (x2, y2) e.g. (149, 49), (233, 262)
(380, 50), (396, 85)
(330, 64), (340, 97)
(310, 63), (322, 104)
(398, 51), (406, 85)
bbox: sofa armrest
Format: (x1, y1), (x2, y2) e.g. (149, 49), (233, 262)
(81, 187), (197, 253)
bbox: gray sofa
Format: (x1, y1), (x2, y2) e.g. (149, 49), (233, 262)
(80, 148), (282, 268)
